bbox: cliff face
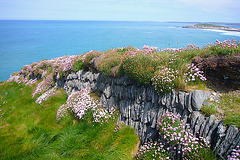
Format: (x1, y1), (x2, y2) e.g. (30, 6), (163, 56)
(193, 54), (240, 90)
(57, 70), (240, 159)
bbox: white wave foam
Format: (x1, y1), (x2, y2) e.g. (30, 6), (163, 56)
(222, 31), (240, 37)
(203, 29), (240, 37)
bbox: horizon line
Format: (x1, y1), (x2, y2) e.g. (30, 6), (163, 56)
(0, 19), (239, 24)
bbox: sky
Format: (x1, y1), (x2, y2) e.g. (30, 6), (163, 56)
(0, 0), (239, 22)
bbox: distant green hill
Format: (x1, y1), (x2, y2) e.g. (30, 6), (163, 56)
(195, 23), (224, 27)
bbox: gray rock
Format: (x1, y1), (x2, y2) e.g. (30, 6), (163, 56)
(202, 115), (215, 138)
(194, 114), (205, 135)
(108, 96), (115, 108)
(178, 91), (185, 110)
(191, 90), (211, 111)
(216, 125), (238, 157)
(100, 93), (108, 108)
(213, 121), (226, 150)
(185, 92), (192, 113)
(67, 73), (77, 80)
(226, 131), (240, 157)
(103, 84), (111, 98)
(190, 111), (201, 132)
(181, 109), (189, 126)
(206, 120), (220, 145)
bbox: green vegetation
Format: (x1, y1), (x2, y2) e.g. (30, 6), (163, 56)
(199, 91), (240, 128)
(195, 23), (224, 28)
(221, 91), (240, 128)
(72, 57), (84, 72)
(201, 104), (218, 117)
(122, 51), (162, 85)
(0, 82), (139, 159)
(96, 52), (123, 76)
(83, 50), (103, 70)
(10, 39), (240, 95)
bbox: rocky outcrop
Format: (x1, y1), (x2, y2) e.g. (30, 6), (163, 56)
(57, 70), (240, 159)
(193, 55), (240, 90)
(182, 24), (240, 32)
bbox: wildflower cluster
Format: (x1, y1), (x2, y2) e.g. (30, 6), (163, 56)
(35, 87), (57, 104)
(9, 55), (81, 85)
(65, 89), (112, 124)
(32, 73), (55, 97)
(152, 67), (178, 94)
(56, 104), (68, 122)
(53, 55), (80, 76)
(136, 140), (170, 160)
(161, 48), (185, 53)
(8, 55), (84, 104)
(184, 63), (207, 82)
(25, 78), (37, 86)
(29, 60), (52, 77)
(7, 74), (28, 84)
(210, 38), (239, 56)
(157, 112), (184, 144)
(215, 39), (238, 49)
(137, 112), (210, 159)
(142, 45), (159, 54)
(187, 44), (199, 50)
(228, 146), (240, 160)
(169, 53), (181, 64)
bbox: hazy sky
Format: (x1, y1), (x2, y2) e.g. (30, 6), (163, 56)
(0, 0), (239, 22)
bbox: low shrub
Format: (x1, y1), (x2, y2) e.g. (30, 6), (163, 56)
(83, 50), (103, 69)
(72, 56), (84, 72)
(115, 46), (137, 55)
(96, 52), (122, 76)
(152, 66), (178, 94)
(122, 51), (159, 85)
(31, 60), (52, 77)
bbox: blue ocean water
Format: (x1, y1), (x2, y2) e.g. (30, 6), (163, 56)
(0, 20), (240, 81)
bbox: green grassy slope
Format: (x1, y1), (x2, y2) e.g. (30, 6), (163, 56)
(0, 82), (139, 160)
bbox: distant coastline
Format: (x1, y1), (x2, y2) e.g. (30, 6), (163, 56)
(182, 23), (240, 32)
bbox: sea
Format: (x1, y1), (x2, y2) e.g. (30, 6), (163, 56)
(0, 20), (240, 82)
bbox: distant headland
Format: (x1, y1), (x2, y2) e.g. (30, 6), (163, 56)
(182, 23), (240, 32)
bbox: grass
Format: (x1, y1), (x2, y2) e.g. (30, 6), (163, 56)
(201, 104), (218, 117)
(221, 91), (240, 128)
(198, 91), (240, 128)
(0, 81), (139, 159)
